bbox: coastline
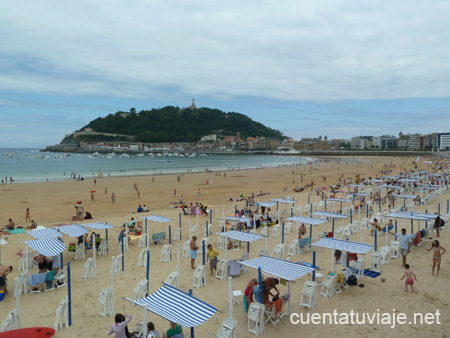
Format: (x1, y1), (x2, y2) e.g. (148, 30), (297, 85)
(0, 155), (448, 338)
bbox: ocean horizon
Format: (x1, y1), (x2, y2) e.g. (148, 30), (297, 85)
(0, 148), (321, 183)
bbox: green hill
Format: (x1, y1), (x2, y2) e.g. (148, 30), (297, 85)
(74, 106), (283, 143)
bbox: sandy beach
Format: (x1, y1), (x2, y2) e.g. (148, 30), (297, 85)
(0, 155), (449, 338)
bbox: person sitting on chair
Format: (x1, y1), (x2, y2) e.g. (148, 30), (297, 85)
(163, 321), (182, 338)
(370, 218), (382, 236)
(298, 223), (307, 239)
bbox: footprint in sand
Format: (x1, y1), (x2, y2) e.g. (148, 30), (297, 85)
(422, 292), (438, 304)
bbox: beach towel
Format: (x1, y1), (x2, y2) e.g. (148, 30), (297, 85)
(28, 273), (47, 286)
(346, 268), (381, 278)
(413, 231), (421, 247)
(9, 228), (26, 234)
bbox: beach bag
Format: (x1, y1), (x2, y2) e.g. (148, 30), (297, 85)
(0, 290), (5, 302)
(347, 275), (358, 286)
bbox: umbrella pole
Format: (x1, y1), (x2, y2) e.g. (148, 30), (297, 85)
(177, 244), (180, 288)
(331, 248), (335, 273)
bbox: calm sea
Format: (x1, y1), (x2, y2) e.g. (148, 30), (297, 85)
(0, 148), (316, 183)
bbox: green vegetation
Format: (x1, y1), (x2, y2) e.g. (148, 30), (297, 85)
(80, 106), (283, 143)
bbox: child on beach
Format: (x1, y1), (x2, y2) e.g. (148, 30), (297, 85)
(400, 264), (417, 292)
(426, 240), (446, 275)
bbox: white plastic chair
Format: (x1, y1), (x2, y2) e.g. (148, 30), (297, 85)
(300, 281), (317, 309)
(193, 265), (207, 289)
(97, 240), (108, 256)
(390, 241), (400, 259)
(351, 221), (360, 233)
(82, 258), (96, 279)
(334, 227), (344, 239)
(271, 244), (284, 259)
(217, 236), (226, 250)
(98, 288), (114, 318)
(138, 248), (148, 267)
(182, 240), (190, 258)
(138, 233), (147, 248)
(54, 297), (69, 331)
(320, 274), (336, 298)
(1, 309), (19, 332)
(284, 222), (292, 234)
(248, 302), (265, 336)
(380, 247), (391, 265)
(161, 245), (171, 263)
(342, 224), (352, 236)
(370, 252), (382, 273)
(165, 272), (179, 288)
(173, 228), (182, 242)
(215, 259), (228, 280)
(217, 318), (237, 338)
(131, 279), (148, 301)
(271, 224), (281, 237)
(360, 218), (369, 230)
(287, 239), (299, 257)
(74, 244), (85, 260)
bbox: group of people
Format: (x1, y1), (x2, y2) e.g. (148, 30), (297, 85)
(243, 277), (281, 313)
(107, 314), (182, 338)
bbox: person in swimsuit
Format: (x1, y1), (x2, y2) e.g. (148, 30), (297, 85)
(190, 236), (199, 270)
(426, 240), (446, 275)
(400, 264), (417, 292)
(37, 254), (48, 273)
(298, 223), (307, 239)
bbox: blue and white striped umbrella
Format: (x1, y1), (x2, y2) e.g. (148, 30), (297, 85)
(256, 202), (276, 208)
(351, 193), (370, 196)
(378, 184), (401, 189)
(347, 184), (366, 188)
(311, 238), (374, 254)
(225, 216), (252, 223)
(327, 198), (352, 202)
(139, 215), (173, 223)
(214, 230), (264, 242)
(386, 212), (437, 221)
(312, 211), (349, 219)
(57, 224), (90, 238)
(285, 216), (327, 225)
(127, 283), (217, 327)
(28, 228), (63, 240)
(82, 222), (115, 230)
(240, 256), (315, 281)
(23, 238), (66, 256)
(269, 198), (295, 204)
(395, 194), (419, 199)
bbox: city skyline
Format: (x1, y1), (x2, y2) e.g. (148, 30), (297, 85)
(1, 1), (450, 148)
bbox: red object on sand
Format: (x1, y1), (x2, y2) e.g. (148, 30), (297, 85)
(89, 190), (96, 193)
(0, 327), (55, 338)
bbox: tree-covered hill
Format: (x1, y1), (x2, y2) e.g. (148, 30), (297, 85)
(78, 106), (283, 143)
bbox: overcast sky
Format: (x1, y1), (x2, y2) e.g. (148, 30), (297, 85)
(1, 0), (450, 148)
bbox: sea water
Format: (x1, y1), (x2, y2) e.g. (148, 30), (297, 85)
(0, 148), (316, 183)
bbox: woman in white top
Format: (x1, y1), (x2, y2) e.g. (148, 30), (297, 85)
(147, 322), (161, 338)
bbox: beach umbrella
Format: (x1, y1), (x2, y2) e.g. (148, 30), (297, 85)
(139, 215), (174, 248)
(240, 255), (315, 316)
(126, 283), (217, 337)
(82, 222), (114, 255)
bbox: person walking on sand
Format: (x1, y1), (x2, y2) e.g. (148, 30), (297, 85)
(388, 228), (412, 266)
(137, 190), (141, 199)
(0, 265), (13, 295)
(433, 216), (444, 238)
(111, 193), (116, 204)
(426, 240), (446, 275)
(91, 191), (95, 202)
(400, 264), (417, 292)
(206, 244), (219, 276)
(197, 189), (200, 199)
(25, 208), (30, 222)
(190, 236), (199, 269)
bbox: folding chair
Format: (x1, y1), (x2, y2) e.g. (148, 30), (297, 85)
(182, 241), (190, 258)
(284, 222), (292, 234)
(98, 288), (114, 318)
(165, 272), (179, 287)
(370, 252), (382, 273)
(360, 218), (369, 230)
(54, 270), (67, 288)
(173, 228), (182, 242)
(82, 258), (96, 279)
(138, 233), (147, 248)
(1, 309), (19, 332)
(215, 259), (228, 280)
(44, 270), (56, 292)
(161, 244), (171, 263)
(189, 225), (198, 238)
(271, 244), (284, 259)
(260, 227), (269, 237)
(54, 297), (69, 331)
(29, 272), (47, 294)
(131, 279), (148, 301)
(351, 221), (360, 233)
(74, 243), (85, 260)
(271, 224), (281, 237)
(97, 240), (108, 256)
(287, 239), (298, 256)
(264, 298), (286, 327)
(240, 252), (249, 272)
(342, 224), (352, 236)
(138, 248), (148, 267)
(380, 246), (391, 265)
(217, 236), (226, 250)
(216, 318), (237, 338)
(248, 302), (265, 336)
(258, 248), (268, 256)
(300, 281), (317, 309)
(193, 265), (207, 289)
(203, 224), (212, 237)
(320, 274), (336, 298)
(13, 272), (28, 296)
